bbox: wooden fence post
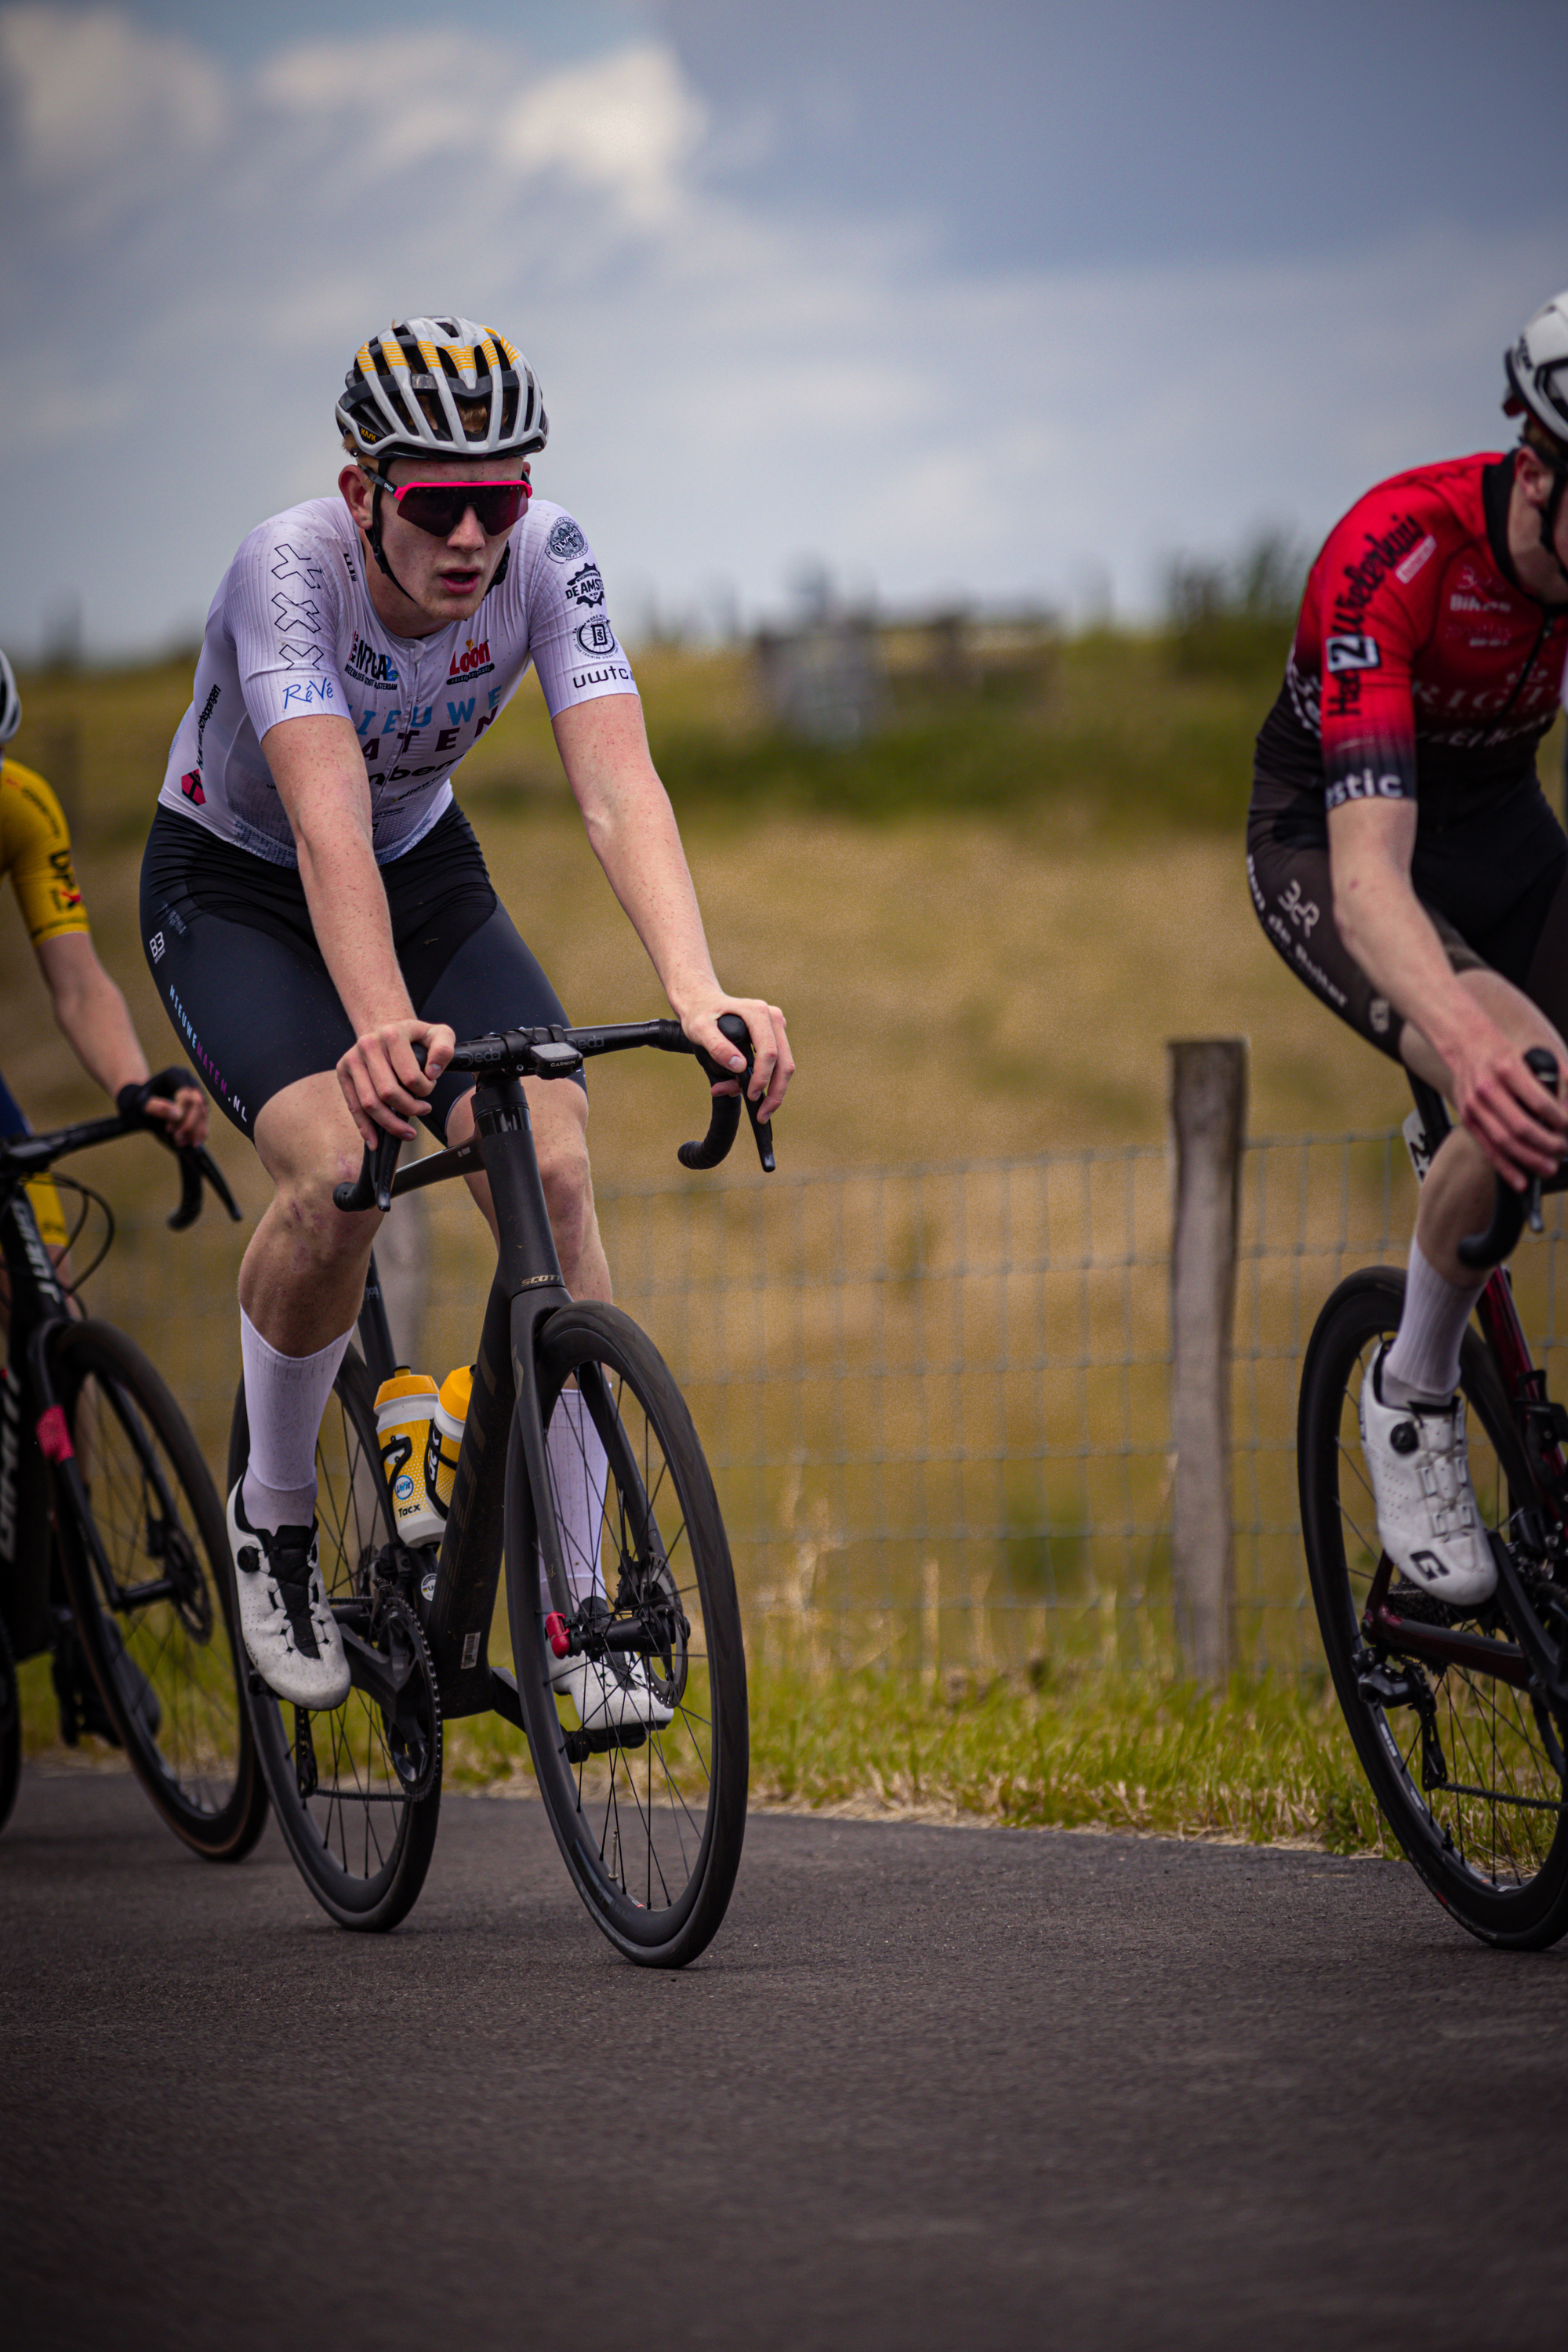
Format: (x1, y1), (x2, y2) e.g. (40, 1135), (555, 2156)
(1167, 1039), (1247, 1685)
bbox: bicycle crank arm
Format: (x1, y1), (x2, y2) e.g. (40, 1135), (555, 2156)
(339, 1626), (417, 1712)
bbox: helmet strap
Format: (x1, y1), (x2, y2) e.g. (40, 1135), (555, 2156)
(1537, 456), (1568, 590)
(365, 472), (417, 605)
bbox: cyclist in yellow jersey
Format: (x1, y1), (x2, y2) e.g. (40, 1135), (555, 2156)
(0, 649), (208, 1251)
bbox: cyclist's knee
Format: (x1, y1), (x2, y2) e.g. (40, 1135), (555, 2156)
(538, 1127), (593, 1253)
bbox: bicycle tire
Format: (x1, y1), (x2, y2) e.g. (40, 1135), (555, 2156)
(1299, 1266), (1568, 1947)
(0, 1610), (20, 1835)
(506, 1301), (749, 1969)
(228, 1346), (441, 1932)
(48, 1317), (267, 1860)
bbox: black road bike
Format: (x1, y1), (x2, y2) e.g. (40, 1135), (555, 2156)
(228, 1015), (771, 1966)
(1299, 1048), (1568, 1947)
(0, 1083), (265, 1857)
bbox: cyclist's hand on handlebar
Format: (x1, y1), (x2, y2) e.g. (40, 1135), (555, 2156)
(117, 1068), (209, 1149)
(1451, 1025), (1568, 1189)
(336, 1018), (453, 1148)
(145, 1082), (208, 1148)
(681, 996), (793, 1120)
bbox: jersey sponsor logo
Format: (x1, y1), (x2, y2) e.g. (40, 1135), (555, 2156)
(270, 543), (326, 593)
(149, 931), (165, 964)
(571, 662), (634, 690)
(573, 616), (619, 657)
(48, 848), (82, 912)
(1277, 879), (1319, 937)
(545, 516), (588, 563)
(564, 562), (605, 609)
(1325, 633), (1381, 673)
(1323, 767), (1407, 809)
(196, 681), (221, 761)
(180, 768), (206, 806)
(1333, 514), (1425, 620)
(280, 677), (336, 710)
(1395, 534), (1437, 585)
(447, 636), (494, 680)
(347, 635), (400, 688)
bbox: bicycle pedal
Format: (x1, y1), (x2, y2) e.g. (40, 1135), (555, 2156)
(293, 1705), (319, 1799)
(563, 1723), (648, 1763)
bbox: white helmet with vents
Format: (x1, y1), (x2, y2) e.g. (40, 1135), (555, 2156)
(1504, 291), (1568, 446)
(336, 316), (547, 464)
(0, 649), (20, 746)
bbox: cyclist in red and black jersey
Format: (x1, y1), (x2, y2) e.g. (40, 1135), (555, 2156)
(1249, 292), (1568, 1609)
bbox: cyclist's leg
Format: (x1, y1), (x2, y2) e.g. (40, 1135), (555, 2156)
(140, 827), (374, 1704)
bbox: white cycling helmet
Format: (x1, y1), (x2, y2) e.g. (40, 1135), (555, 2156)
(336, 316), (547, 464)
(0, 650), (20, 746)
(1505, 292), (1568, 445)
(1504, 292), (1568, 579)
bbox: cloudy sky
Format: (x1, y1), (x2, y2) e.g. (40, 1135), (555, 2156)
(2, 0), (1566, 657)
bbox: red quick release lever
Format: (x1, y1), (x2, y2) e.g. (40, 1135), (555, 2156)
(544, 1611), (572, 1659)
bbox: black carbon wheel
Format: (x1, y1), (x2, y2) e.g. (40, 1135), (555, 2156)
(49, 1318), (266, 1860)
(507, 1301), (748, 1969)
(1299, 1267), (1568, 1947)
(0, 1610), (20, 1836)
(229, 1347), (441, 1931)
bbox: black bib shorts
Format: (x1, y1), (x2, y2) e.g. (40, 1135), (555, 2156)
(139, 802), (581, 1140)
(1246, 775), (1568, 1059)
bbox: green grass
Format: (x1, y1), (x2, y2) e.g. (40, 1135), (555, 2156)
(438, 1663), (1386, 1855)
(746, 1664), (1387, 1853)
(17, 1639), (1386, 1856)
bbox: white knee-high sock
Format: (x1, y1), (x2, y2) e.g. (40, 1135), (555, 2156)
(538, 1388), (608, 1612)
(1383, 1239), (1487, 1405)
(240, 1307), (357, 1530)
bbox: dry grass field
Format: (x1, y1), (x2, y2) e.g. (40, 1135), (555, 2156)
(3, 632), (1474, 1210)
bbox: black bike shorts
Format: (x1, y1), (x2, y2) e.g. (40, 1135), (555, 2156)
(1246, 785), (1568, 1059)
(139, 802), (581, 1139)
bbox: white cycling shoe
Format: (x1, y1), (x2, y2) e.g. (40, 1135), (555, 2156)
(550, 1646), (674, 1734)
(1359, 1345), (1497, 1609)
(227, 1481), (351, 1711)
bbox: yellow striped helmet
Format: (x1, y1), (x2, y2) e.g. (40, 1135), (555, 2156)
(336, 317), (547, 461)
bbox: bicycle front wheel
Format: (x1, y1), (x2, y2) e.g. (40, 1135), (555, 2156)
(0, 1610), (20, 1836)
(507, 1302), (749, 1969)
(49, 1317), (266, 1860)
(228, 1347), (441, 1932)
(1299, 1266), (1568, 1947)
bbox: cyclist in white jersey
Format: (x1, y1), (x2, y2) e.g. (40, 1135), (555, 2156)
(140, 317), (793, 1714)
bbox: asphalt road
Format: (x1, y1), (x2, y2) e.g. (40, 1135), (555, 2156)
(3, 1769), (1566, 2352)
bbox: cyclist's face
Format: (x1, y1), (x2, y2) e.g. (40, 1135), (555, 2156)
(340, 452), (532, 626)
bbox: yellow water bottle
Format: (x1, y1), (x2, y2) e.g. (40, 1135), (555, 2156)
(373, 1368), (442, 1545)
(424, 1365), (473, 1525)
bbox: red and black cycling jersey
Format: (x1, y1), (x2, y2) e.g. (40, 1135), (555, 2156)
(1253, 452), (1568, 839)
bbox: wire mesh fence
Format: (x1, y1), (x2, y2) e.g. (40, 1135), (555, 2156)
(72, 1127), (1568, 1680)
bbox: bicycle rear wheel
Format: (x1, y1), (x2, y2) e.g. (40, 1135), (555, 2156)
(507, 1301), (749, 1969)
(49, 1318), (266, 1860)
(0, 1610), (20, 1836)
(229, 1346), (441, 1931)
(1299, 1267), (1568, 1947)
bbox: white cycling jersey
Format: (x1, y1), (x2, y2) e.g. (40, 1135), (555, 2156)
(158, 494), (637, 866)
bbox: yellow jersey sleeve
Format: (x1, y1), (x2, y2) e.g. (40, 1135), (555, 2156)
(0, 757), (91, 946)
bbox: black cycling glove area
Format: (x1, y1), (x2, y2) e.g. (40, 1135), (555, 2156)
(117, 1068), (199, 1124)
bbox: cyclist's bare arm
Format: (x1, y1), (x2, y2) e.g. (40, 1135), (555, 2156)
(552, 695), (793, 1119)
(261, 713), (452, 1143)
(1330, 798), (1568, 1183)
(34, 932), (207, 1146)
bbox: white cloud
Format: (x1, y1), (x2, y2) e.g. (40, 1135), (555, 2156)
(0, 4), (1557, 655)
(1, 2), (224, 227)
(499, 42), (706, 227)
